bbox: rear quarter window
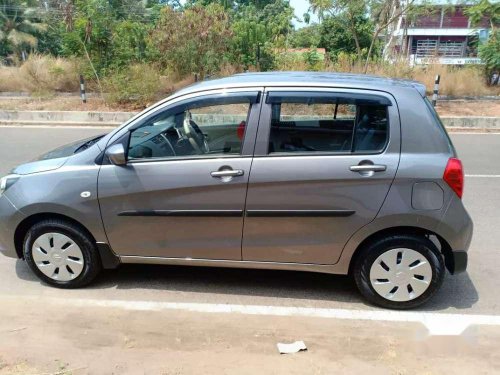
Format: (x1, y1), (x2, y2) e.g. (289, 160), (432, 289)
(423, 97), (457, 156)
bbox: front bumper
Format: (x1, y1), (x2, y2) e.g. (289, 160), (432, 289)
(0, 194), (24, 259)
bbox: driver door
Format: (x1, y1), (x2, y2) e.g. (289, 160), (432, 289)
(98, 91), (261, 260)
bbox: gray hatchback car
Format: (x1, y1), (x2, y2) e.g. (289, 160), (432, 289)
(0, 72), (472, 309)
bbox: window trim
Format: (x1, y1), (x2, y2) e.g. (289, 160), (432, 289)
(263, 91), (391, 157)
(124, 91), (262, 163)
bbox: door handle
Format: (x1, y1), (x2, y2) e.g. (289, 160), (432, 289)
(349, 164), (387, 172)
(210, 170), (244, 178)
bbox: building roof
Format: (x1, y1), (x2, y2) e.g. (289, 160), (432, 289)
(174, 72), (427, 98)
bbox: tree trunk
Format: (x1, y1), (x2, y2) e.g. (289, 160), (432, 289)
(363, 29), (381, 73)
(346, 11), (362, 60)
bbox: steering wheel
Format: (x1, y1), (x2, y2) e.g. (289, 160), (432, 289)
(183, 113), (209, 154)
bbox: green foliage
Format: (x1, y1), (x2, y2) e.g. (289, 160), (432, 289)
(302, 49), (323, 70)
(0, 0), (47, 59)
(479, 31), (500, 73)
(229, 0), (294, 70)
(151, 4), (232, 78)
(466, 1), (500, 82)
(289, 25), (321, 48)
(104, 63), (162, 106)
(465, 0), (499, 30)
(319, 13), (373, 60)
(110, 20), (149, 69)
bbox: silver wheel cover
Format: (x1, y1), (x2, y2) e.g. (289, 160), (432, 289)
(369, 248), (433, 302)
(32, 233), (85, 281)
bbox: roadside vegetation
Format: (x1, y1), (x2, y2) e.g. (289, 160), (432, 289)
(0, 0), (498, 109)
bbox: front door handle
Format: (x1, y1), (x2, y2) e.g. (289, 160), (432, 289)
(210, 170), (244, 178)
(349, 164), (387, 172)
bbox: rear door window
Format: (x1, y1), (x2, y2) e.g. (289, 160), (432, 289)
(267, 92), (390, 154)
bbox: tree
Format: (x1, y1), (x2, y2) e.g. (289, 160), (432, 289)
(308, 0), (332, 24)
(364, 0), (417, 72)
(230, 0), (294, 70)
(307, 0), (370, 60)
(230, 5), (267, 68)
(465, 0), (499, 31)
(151, 4), (232, 78)
(319, 13), (372, 60)
(466, 0), (500, 84)
(0, 0), (46, 60)
(289, 24), (321, 48)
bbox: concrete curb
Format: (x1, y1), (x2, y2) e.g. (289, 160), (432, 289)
(0, 110), (498, 131)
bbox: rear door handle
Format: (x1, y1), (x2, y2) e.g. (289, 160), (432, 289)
(349, 164), (387, 172)
(210, 170), (244, 178)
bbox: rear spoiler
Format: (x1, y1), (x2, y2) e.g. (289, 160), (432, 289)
(412, 82), (427, 97)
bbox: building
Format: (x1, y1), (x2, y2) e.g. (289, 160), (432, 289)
(388, 1), (492, 65)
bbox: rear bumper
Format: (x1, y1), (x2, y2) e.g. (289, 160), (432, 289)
(449, 250), (468, 274)
(437, 195), (473, 254)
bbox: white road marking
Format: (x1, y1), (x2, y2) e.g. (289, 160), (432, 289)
(465, 174), (500, 178)
(41, 297), (500, 336)
(451, 132), (500, 135)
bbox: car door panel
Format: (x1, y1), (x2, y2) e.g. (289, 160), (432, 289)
(242, 89), (400, 265)
(98, 158), (251, 259)
(98, 90), (262, 260)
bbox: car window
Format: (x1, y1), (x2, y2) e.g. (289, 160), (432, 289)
(128, 98), (252, 160)
(268, 93), (389, 154)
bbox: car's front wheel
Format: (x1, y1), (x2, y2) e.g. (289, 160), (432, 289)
(353, 234), (445, 309)
(24, 219), (101, 288)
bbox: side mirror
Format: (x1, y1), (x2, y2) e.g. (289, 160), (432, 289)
(106, 144), (127, 166)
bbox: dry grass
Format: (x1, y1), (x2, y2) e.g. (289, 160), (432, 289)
(19, 55), (80, 93)
(1, 54), (499, 102)
(323, 55), (499, 97)
(0, 66), (26, 92)
(0, 55), (80, 94)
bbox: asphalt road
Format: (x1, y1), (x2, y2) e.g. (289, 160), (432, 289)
(0, 127), (499, 315)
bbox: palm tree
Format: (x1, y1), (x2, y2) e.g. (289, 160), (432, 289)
(0, 0), (46, 60)
(308, 0), (333, 24)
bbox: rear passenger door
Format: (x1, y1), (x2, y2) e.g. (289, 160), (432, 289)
(242, 89), (400, 265)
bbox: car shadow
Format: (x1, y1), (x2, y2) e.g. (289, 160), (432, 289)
(15, 260), (478, 311)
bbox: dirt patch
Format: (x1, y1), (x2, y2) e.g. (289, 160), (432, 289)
(0, 97), (147, 112)
(1, 296), (500, 374)
(436, 100), (500, 117)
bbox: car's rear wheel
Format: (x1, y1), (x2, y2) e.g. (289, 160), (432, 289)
(353, 234), (445, 309)
(24, 219), (101, 288)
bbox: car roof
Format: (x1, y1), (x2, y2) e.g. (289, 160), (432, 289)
(173, 72), (427, 98)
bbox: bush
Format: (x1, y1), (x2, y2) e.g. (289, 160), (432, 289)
(0, 66), (24, 91)
(19, 54), (80, 93)
(103, 64), (162, 107)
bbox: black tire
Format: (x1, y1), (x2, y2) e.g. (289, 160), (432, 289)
(24, 219), (102, 288)
(353, 234), (445, 310)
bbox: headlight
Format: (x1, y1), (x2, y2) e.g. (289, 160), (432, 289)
(0, 175), (20, 196)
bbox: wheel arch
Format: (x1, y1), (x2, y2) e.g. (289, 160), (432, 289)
(14, 212), (98, 259)
(347, 226), (454, 275)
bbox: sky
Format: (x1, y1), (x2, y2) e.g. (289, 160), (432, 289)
(290, 0), (318, 28)
(177, 1), (318, 29)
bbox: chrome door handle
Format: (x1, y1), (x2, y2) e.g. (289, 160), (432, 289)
(210, 170), (244, 178)
(349, 164), (387, 172)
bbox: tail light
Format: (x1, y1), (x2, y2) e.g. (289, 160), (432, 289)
(443, 157), (464, 198)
